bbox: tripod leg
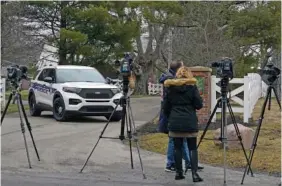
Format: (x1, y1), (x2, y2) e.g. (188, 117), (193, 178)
(125, 101), (134, 169)
(241, 88), (271, 184)
(272, 87), (281, 109)
(16, 96), (32, 168)
(18, 94), (40, 161)
(119, 98), (126, 140)
(1, 93), (13, 124)
(128, 102), (146, 179)
(80, 103), (119, 173)
(197, 99), (221, 148)
(268, 88), (272, 110)
(226, 100), (253, 177)
(134, 140), (147, 179)
(128, 101), (137, 134)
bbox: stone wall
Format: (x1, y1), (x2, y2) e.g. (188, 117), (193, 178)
(190, 66), (212, 125)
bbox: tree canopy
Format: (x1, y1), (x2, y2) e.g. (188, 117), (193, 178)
(1, 1), (280, 93)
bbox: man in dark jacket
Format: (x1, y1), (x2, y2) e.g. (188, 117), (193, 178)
(158, 61), (191, 172)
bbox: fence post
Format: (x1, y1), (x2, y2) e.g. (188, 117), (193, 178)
(243, 76), (250, 123)
(211, 76), (217, 122)
(148, 82), (152, 95)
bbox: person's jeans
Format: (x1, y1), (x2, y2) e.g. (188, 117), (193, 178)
(166, 137), (190, 167)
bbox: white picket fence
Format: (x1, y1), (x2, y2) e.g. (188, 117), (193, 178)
(148, 83), (163, 96)
(211, 73), (265, 123)
(148, 73), (267, 123)
(1, 78), (6, 106)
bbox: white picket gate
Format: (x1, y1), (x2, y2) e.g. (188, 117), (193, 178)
(1, 78), (6, 106)
(211, 73), (265, 123)
(148, 73), (266, 124)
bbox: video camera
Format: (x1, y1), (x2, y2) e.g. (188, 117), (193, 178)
(211, 58), (233, 79)
(6, 65), (28, 87)
(260, 63), (281, 84)
(115, 53), (133, 76)
(114, 53), (135, 95)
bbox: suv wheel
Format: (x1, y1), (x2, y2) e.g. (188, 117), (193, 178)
(105, 112), (122, 122)
(29, 94), (41, 116)
(53, 97), (68, 121)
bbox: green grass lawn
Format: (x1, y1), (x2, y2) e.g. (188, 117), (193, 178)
(5, 90), (29, 101)
(2, 90), (29, 114)
(2, 104), (30, 114)
(139, 98), (281, 174)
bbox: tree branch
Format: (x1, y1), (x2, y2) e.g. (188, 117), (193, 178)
(145, 23), (153, 55)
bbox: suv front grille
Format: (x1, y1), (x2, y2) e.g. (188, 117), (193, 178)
(78, 89), (113, 99)
(79, 106), (113, 113)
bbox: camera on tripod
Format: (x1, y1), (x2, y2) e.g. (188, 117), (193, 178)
(114, 53), (135, 95)
(211, 57), (234, 79)
(81, 52), (146, 178)
(2, 64), (40, 168)
(115, 53), (133, 76)
(260, 63), (281, 84)
(6, 65), (28, 88)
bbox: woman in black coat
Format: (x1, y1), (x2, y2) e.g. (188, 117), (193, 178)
(163, 66), (203, 182)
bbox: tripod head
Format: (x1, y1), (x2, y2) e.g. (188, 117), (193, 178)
(218, 76), (230, 100)
(259, 63), (281, 86)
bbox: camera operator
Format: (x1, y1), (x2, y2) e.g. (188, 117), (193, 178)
(158, 61), (191, 172)
(163, 66), (203, 182)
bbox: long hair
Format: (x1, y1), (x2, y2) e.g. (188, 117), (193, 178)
(175, 66), (194, 79)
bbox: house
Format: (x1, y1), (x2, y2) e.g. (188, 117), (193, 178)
(36, 44), (58, 70)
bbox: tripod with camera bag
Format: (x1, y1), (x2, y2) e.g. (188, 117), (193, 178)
(80, 54), (146, 179)
(197, 58), (253, 185)
(1, 66), (40, 168)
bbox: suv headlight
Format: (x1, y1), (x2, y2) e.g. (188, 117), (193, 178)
(111, 88), (120, 94)
(63, 87), (82, 94)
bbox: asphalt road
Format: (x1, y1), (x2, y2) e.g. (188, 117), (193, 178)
(1, 97), (280, 186)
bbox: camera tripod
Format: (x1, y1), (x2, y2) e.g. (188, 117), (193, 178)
(80, 75), (146, 179)
(197, 77), (253, 185)
(241, 82), (281, 184)
(1, 87), (40, 168)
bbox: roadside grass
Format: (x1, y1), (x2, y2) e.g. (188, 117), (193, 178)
(131, 94), (160, 98)
(139, 98), (281, 175)
(2, 90), (29, 114)
(1, 104), (30, 114)
(5, 90), (29, 101)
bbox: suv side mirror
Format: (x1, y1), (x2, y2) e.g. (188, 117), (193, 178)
(44, 77), (53, 83)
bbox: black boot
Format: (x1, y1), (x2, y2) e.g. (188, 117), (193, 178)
(175, 170), (185, 180)
(174, 140), (185, 180)
(185, 163), (204, 174)
(190, 150), (203, 182)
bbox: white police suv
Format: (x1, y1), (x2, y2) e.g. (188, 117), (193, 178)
(28, 65), (123, 121)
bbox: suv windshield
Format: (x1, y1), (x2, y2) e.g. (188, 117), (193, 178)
(56, 68), (106, 83)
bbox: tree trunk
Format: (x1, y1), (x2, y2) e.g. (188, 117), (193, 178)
(135, 71), (149, 95)
(134, 60), (155, 95)
(58, 1), (67, 65)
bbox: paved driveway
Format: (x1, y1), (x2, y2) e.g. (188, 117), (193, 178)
(1, 97), (280, 186)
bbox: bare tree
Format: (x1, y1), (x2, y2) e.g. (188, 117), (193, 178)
(1, 2), (44, 66)
(128, 4), (181, 94)
(170, 2), (239, 67)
